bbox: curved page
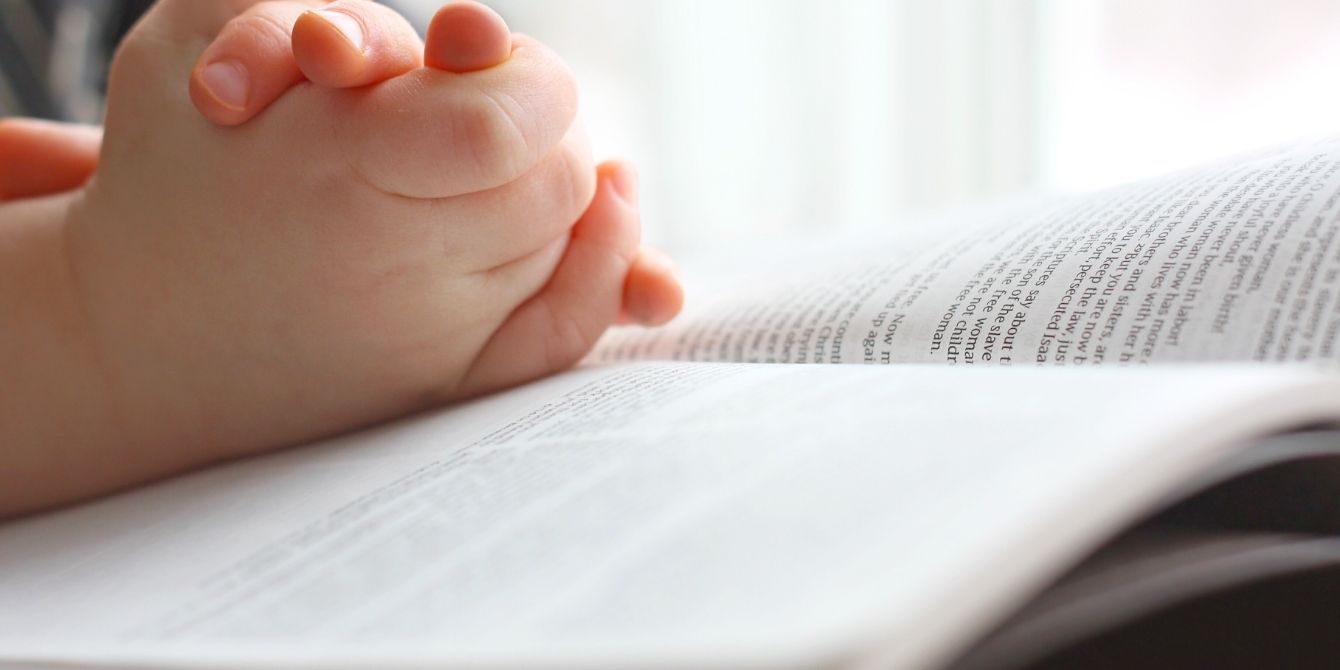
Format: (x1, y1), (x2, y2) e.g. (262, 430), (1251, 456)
(2, 364), (1339, 670)
(596, 137), (1340, 368)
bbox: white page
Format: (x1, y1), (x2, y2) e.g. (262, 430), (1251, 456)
(595, 137), (1340, 367)
(3, 363), (1340, 670)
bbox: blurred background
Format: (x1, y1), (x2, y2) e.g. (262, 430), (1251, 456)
(6, 0), (1340, 256)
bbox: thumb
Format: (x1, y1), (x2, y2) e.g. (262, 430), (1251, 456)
(424, 1), (513, 72)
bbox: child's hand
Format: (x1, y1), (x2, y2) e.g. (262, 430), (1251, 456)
(188, 0), (684, 330)
(0, 2), (682, 330)
(0, 0), (682, 515)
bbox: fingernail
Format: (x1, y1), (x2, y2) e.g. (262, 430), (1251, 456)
(312, 9), (366, 51)
(200, 60), (249, 111)
(607, 164), (639, 207)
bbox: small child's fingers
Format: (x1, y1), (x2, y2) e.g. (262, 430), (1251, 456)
(292, 0), (423, 88)
(394, 126), (595, 272)
(153, 1), (285, 39)
(0, 118), (101, 201)
(619, 247), (685, 327)
(189, 0), (317, 126)
(459, 161), (641, 396)
(424, 1), (512, 73)
(343, 35), (578, 198)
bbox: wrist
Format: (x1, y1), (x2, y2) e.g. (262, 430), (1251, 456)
(0, 193), (136, 515)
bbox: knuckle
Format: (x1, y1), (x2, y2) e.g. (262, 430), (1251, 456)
(457, 90), (530, 187)
(327, 0), (415, 43)
(540, 302), (596, 372)
(107, 27), (157, 90)
(514, 37), (581, 125)
(324, 0), (379, 21)
(554, 140), (596, 223)
(326, 0), (375, 12)
(222, 7), (295, 50)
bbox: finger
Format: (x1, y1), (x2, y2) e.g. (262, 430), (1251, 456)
(619, 247), (685, 326)
(189, 0), (319, 126)
(341, 34), (579, 199)
(383, 125), (594, 272)
(291, 0), (423, 88)
(0, 118), (101, 201)
(424, 0), (512, 73)
(459, 161), (641, 396)
(152, 0), (290, 38)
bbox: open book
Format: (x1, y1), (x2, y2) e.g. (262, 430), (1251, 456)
(7, 138), (1340, 669)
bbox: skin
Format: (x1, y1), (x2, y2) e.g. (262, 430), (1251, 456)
(0, 0), (683, 518)
(0, 120), (102, 200)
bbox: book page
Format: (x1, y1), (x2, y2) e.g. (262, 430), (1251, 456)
(3, 363), (1340, 670)
(595, 137), (1340, 367)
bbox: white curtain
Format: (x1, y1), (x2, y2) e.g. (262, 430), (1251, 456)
(1039, 0), (1340, 190)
